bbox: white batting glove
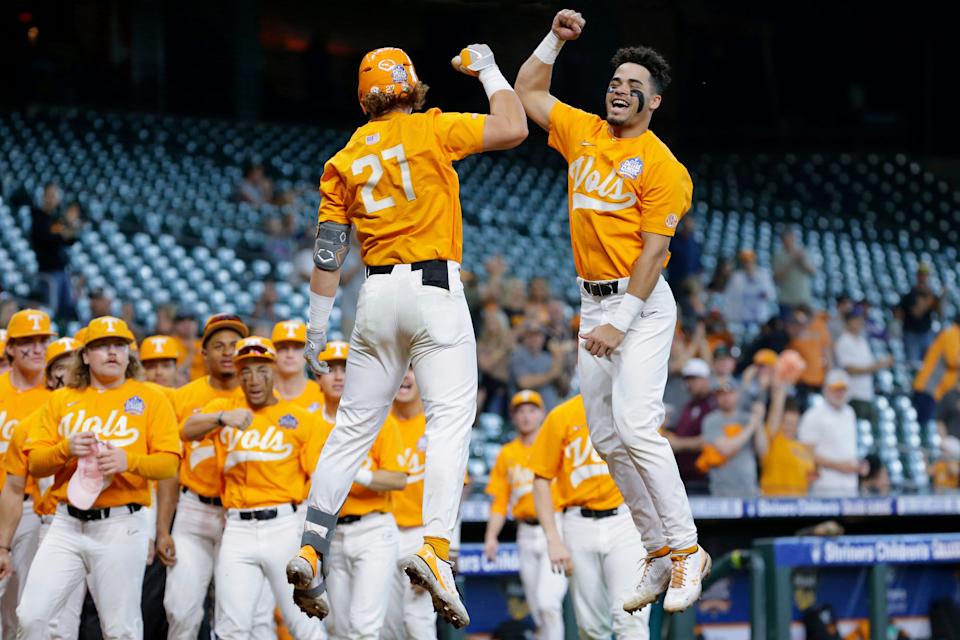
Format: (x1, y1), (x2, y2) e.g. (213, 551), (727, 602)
(451, 43), (496, 77)
(304, 327), (329, 376)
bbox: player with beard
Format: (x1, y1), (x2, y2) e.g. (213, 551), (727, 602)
(515, 9), (709, 612)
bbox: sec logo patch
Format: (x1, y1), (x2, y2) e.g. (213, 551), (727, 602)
(666, 213), (679, 229)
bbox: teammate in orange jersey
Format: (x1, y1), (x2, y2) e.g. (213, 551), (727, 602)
(272, 321), (324, 412)
(141, 335), (182, 389)
(289, 42), (527, 628)
(485, 391), (567, 640)
(300, 341), (406, 638)
(515, 9), (709, 612)
(181, 337), (325, 640)
(157, 313), (264, 640)
(530, 394), (651, 638)
(0, 309), (55, 637)
(17, 316), (181, 640)
(0, 336), (75, 639)
(0, 330), (8, 377)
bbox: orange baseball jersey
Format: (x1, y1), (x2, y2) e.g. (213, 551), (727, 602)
(306, 411), (406, 517)
(176, 337), (207, 381)
(548, 101), (693, 281)
(173, 377), (238, 498)
(201, 396), (317, 509)
(24, 381), (182, 509)
(487, 437), (560, 521)
(3, 409), (47, 512)
(318, 108), (486, 265)
(286, 382), (325, 414)
(529, 395), (623, 511)
(0, 372), (51, 492)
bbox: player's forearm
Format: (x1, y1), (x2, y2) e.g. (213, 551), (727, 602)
(366, 470), (407, 492)
(128, 452), (180, 481)
(0, 479), (26, 547)
(514, 33), (563, 131)
(27, 440), (72, 477)
(626, 237), (670, 302)
(181, 413), (221, 441)
(484, 512), (507, 544)
(310, 266), (341, 299)
(532, 478), (561, 543)
(483, 89), (528, 150)
(156, 476), (179, 535)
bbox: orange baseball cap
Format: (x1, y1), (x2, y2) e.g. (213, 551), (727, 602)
(318, 341), (349, 363)
(511, 390), (544, 411)
(738, 248), (756, 263)
(202, 313), (249, 346)
(234, 336), (277, 365)
(84, 317), (135, 346)
(272, 320), (307, 345)
(73, 327), (87, 344)
(753, 348), (778, 366)
(140, 335), (181, 362)
(45, 337), (79, 367)
(358, 47), (419, 110)
(6, 309), (54, 339)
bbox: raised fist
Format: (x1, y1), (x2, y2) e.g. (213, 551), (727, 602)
(451, 43), (496, 77)
(552, 9), (585, 41)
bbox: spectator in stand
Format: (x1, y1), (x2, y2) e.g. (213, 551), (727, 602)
(172, 309), (205, 382)
(155, 304), (176, 336)
(739, 317), (790, 375)
(913, 315), (960, 406)
(897, 263), (942, 366)
(934, 376), (960, 465)
(859, 454), (890, 495)
(479, 255), (508, 304)
(121, 301), (147, 342)
(664, 314), (711, 419)
(798, 370), (867, 496)
(543, 300), (571, 346)
(525, 277), (552, 325)
(0, 297), (19, 329)
(668, 216), (702, 309)
(835, 310), (893, 424)
(698, 382), (768, 497)
(88, 287), (114, 318)
(760, 381), (816, 496)
(711, 344), (738, 388)
(509, 320), (573, 411)
(30, 182), (81, 321)
(264, 216), (297, 264)
(501, 278), (528, 328)
(723, 249), (777, 328)
(664, 358), (716, 494)
(787, 306), (833, 404)
(828, 294), (854, 340)
(773, 229), (815, 315)
(704, 309), (735, 354)
(235, 162), (274, 205)
(478, 304), (515, 416)
(740, 348), (778, 405)
(251, 280), (279, 324)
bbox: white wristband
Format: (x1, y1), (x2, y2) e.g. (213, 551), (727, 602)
(533, 32), (564, 65)
(478, 65), (513, 99)
(354, 468), (374, 488)
(308, 291), (335, 331)
(609, 293), (645, 333)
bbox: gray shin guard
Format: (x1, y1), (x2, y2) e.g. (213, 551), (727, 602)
(300, 506), (338, 596)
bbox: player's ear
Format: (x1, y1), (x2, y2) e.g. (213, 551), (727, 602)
(648, 93), (662, 113)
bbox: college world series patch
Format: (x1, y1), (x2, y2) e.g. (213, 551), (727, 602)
(278, 414), (299, 429)
(124, 396), (145, 416)
(618, 157), (644, 179)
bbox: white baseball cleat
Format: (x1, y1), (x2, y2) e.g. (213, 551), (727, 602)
(663, 545), (712, 613)
(622, 548), (673, 613)
(286, 545), (330, 619)
(399, 544), (470, 629)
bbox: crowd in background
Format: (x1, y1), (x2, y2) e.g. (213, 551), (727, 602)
(5, 179), (960, 501)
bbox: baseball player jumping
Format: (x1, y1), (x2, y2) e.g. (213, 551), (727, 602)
(181, 337), (325, 640)
(515, 9), (710, 612)
(287, 43), (527, 628)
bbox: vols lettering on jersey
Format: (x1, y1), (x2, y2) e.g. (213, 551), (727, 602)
(548, 102), (693, 281)
(173, 377), (239, 498)
(307, 412), (406, 517)
(201, 397), (316, 509)
(0, 371), (51, 491)
(24, 381), (181, 508)
(318, 108), (486, 265)
(529, 395), (623, 511)
(487, 439), (560, 521)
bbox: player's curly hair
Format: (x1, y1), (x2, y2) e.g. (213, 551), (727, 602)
(610, 46), (671, 94)
(362, 83), (430, 118)
(67, 349), (144, 390)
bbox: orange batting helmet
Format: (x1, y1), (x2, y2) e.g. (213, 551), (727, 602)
(358, 47), (419, 111)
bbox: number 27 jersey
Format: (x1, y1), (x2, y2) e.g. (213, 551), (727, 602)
(317, 108), (486, 267)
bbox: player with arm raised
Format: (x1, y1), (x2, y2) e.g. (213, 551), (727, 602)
(286, 44), (527, 629)
(514, 9), (710, 613)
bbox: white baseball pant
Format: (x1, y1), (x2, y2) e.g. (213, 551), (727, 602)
(324, 512), (399, 640)
(214, 506), (325, 640)
(36, 519), (85, 640)
(562, 508), (650, 639)
(306, 262), (476, 543)
(16, 505), (150, 640)
(516, 521), (567, 640)
(577, 275), (697, 551)
(0, 499), (40, 640)
(381, 525), (436, 640)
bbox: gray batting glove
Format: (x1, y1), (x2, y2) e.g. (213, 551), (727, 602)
(452, 43), (496, 77)
(304, 327), (329, 376)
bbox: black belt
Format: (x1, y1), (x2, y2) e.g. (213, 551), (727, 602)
(366, 259), (450, 291)
(238, 503), (298, 521)
(182, 486), (223, 507)
(582, 280), (620, 297)
(519, 518), (540, 526)
(337, 511), (383, 525)
(67, 503), (143, 522)
(566, 506), (619, 519)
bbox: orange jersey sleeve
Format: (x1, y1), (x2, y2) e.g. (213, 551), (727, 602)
(546, 101), (693, 281)
(318, 108), (486, 266)
(340, 416), (407, 517)
(173, 378), (236, 498)
(0, 373), (51, 492)
(3, 411), (43, 506)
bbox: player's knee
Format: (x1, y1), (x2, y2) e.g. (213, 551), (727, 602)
(16, 599), (51, 636)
